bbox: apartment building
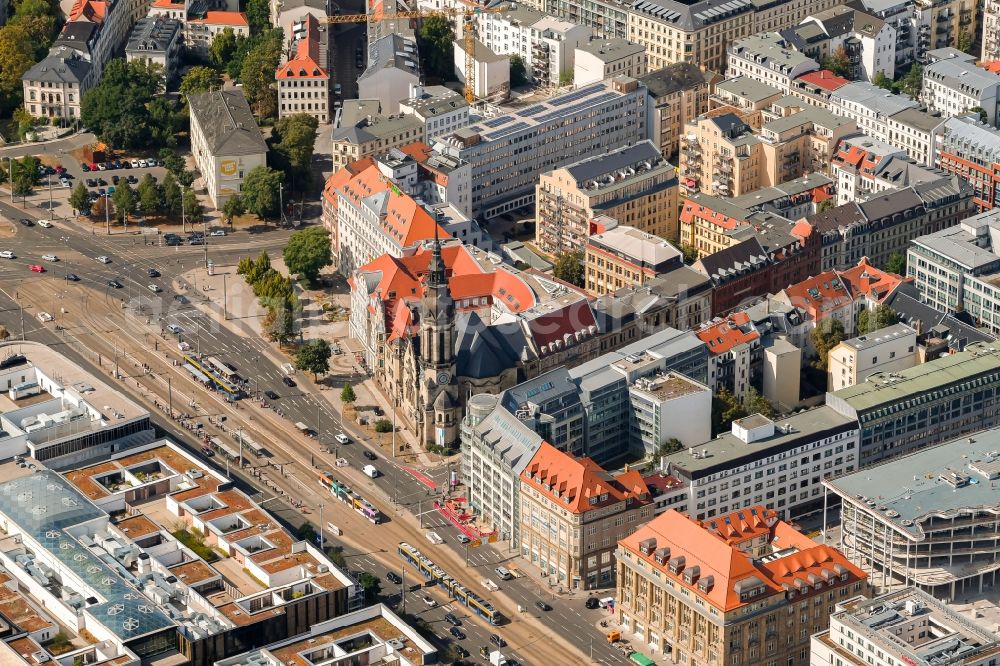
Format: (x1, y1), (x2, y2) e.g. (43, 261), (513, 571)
(758, 106), (857, 187)
(519, 442), (653, 588)
(357, 33), (420, 115)
(477, 3), (591, 87)
(332, 111), (425, 169)
(125, 16), (182, 85)
(937, 115), (1000, 211)
(616, 506), (868, 666)
(21, 48), (93, 121)
(662, 407), (861, 521)
(830, 134), (909, 205)
(710, 77), (783, 125)
(679, 113), (762, 198)
(585, 225), (684, 295)
(269, 0), (326, 42)
(789, 5), (897, 82)
(398, 85), (470, 143)
(276, 14), (329, 123)
(185, 10), (249, 55)
(372, 142), (473, 219)
(986, 0), (1000, 61)
(693, 312), (761, 400)
(824, 430), (1000, 598)
(811, 588), (1000, 666)
(535, 140), (678, 256)
(788, 68), (850, 107)
(639, 63), (715, 160)
(907, 208), (1000, 334)
(592, 265), (714, 340)
(727, 32), (821, 94)
(922, 51), (1000, 127)
(914, 0), (978, 65)
(574, 37), (646, 84)
(825, 341), (1000, 465)
(808, 175), (972, 270)
(827, 323), (918, 390)
(187, 89), (267, 209)
(434, 77), (647, 219)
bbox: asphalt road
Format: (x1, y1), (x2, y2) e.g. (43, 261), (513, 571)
(0, 204), (631, 665)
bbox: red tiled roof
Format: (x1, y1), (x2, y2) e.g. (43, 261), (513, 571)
(277, 14), (328, 79)
(680, 198), (744, 231)
(521, 442), (649, 514)
(189, 11), (249, 26)
(983, 61), (1000, 74)
(694, 312), (759, 355)
(525, 299), (598, 353)
(839, 257), (906, 301)
(781, 258), (905, 319)
(796, 69), (850, 91)
(69, 0), (106, 22)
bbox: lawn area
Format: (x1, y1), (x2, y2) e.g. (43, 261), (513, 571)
(171, 528), (219, 562)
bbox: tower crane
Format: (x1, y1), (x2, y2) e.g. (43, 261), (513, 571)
(326, 5), (505, 103)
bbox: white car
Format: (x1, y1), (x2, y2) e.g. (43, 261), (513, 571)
(0, 251), (14, 259)
(60, 179), (71, 188)
(130, 159), (140, 168)
(167, 323), (183, 334)
(37, 220), (53, 228)
(37, 312), (53, 322)
(148, 284), (162, 293)
(335, 433), (350, 445)
(210, 230), (226, 236)
(138, 159), (148, 168)
(96, 255), (111, 264)
(41, 255), (58, 262)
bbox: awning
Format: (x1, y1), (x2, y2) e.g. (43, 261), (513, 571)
(629, 653), (655, 666)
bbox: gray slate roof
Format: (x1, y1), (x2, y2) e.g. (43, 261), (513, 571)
(639, 62), (713, 98)
(563, 139), (663, 183)
(126, 16), (181, 53)
(187, 89), (267, 157)
(22, 47), (92, 84)
(359, 33), (419, 82)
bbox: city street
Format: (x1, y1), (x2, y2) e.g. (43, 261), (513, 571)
(0, 203), (632, 665)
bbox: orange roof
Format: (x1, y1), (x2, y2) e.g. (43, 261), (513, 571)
(620, 507), (865, 612)
(521, 442), (650, 514)
(680, 197), (744, 231)
(151, 0), (184, 8)
(782, 258), (904, 319)
(189, 11), (249, 26)
(796, 69), (850, 91)
(323, 157), (374, 206)
(839, 257), (906, 301)
(277, 14), (328, 79)
(983, 61), (1000, 74)
(69, 0), (106, 22)
(694, 312), (759, 355)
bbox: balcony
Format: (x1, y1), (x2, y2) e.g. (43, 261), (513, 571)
(719, 161), (733, 173)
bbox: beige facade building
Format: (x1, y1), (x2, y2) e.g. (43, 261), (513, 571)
(827, 323), (918, 391)
(535, 140), (678, 256)
(520, 442), (653, 589)
(679, 113), (762, 198)
(585, 224), (684, 295)
(757, 106), (857, 187)
(617, 507), (869, 666)
(639, 63), (716, 160)
(574, 37), (647, 85)
(331, 110), (424, 169)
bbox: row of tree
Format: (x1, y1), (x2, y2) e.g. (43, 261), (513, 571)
(0, 155), (41, 198)
(238, 251), (299, 344)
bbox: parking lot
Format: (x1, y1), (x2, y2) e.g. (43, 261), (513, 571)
(32, 153), (172, 218)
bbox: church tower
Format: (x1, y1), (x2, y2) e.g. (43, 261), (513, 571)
(417, 233), (460, 448)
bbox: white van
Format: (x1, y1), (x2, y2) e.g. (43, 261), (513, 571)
(362, 464), (379, 478)
(494, 566), (513, 580)
(599, 597), (615, 609)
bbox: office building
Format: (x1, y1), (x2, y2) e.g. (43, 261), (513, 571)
(331, 110), (425, 169)
(276, 14), (330, 123)
(574, 36), (646, 84)
(638, 63), (716, 159)
(922, 51), (1000, 127)
(826, 341), (1000, 465)
(519, 442), (653, 588)
(937, 115), (1000, 212)
(824, 430), (1000, 598)
(827, 323), (918, 390)
(398, 85), (471, 143)
(187, 89), (267, 209)
(811, 588), (1000, 666)
(535, 140), (678, 256)
(908, 209), (1000, 335)
(616, 506), (868, 666)
(434, 77), (647, 218)
(662, 407), (861, 521)
(585, 225), (684, 295)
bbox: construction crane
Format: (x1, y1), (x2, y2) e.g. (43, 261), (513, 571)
(326, 5), (505, 103)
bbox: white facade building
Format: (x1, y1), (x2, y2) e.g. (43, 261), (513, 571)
(827, 323), (918, 391)
(922, 51), (1000, 127)
(628, 373), (711, 453)
(357, 33), (420, 115)
(454, 38), (511, 100)
(398, 85), (471, 143)
(726, 32), (820, 94)
(573, 37), (646, 85)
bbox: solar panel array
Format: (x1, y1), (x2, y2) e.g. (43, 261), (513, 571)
(547, 83), (605, 107)
(520, 104), (549, 117)
(534, 92), (620, 125)
(486, 120), (531, 140)
(483, 116), (514, 129)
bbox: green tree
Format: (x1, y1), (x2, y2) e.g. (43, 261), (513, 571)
(240, 34), (282, 118)
(269, 113), (319, 191)
(182, 188), (202, 223)
(559, 70), (573, 86)
(873, 71), (894, 91)
(69, 182), (90, 217)
(679, 244), (699, 264)
(237, 256), (254, 276)
(374, 418), (393, 433)
(284, 226), (332, 284)
(654, 437), (683, 457)
(222, 194), (245, 227)
(509, 54), (527, 87)
(10, 156), (36, 200)
(958, 30), (974, 54)
(262, 299), (295, 344)
(147, 96), (182, 147)
(900, 64), (923, 99)
(159, 149), (186, 177)
(296, 521), (317, 542)
(209, 27), (238, 68)
(817, 198), (835, 213)
(112, 182), (136, 224)
(138, 174), (161, 215)
(81, 59), (166, 149)
(552, 250), (584, 287)
(417, 14), (455, 81)
(744, 387), (774, 418)
(885, 251), (906, 275)
(0, 23), (41, 117)
(226, 34), (253, 80)
(821, 46), (851, 78)
(245, 250), (272, 284)
(325, 546), (347, 568)
(969, 106), (989, 124)
(341, 383), (357, 410)
(241, 165), (283, 220)
(711, 388), (746, 436)
(295, 338), (332, 379)
(810, 318), (846, 370)
(162, 171), (181, 216)
(358, 572), (380, 600)
(180, 65), (221, 97)
(857, 304), (899, 335)
(245, 0), (270, 34)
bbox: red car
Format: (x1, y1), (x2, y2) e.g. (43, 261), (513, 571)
(89, 162), (98, 171)
(29, 264), (44, 273)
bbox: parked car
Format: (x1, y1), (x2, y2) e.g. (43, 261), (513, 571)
(112, 175), (120, 185)
(138, 159), (148, 168)
(130, 159), (140, 168)
(81, 163), (90, 172)
(60, 179), (71, 188)
(86, 178), (97, 187)
(585, 597), (600, 609)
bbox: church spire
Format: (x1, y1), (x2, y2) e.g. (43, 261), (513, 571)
(428, 226), (446, 288)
